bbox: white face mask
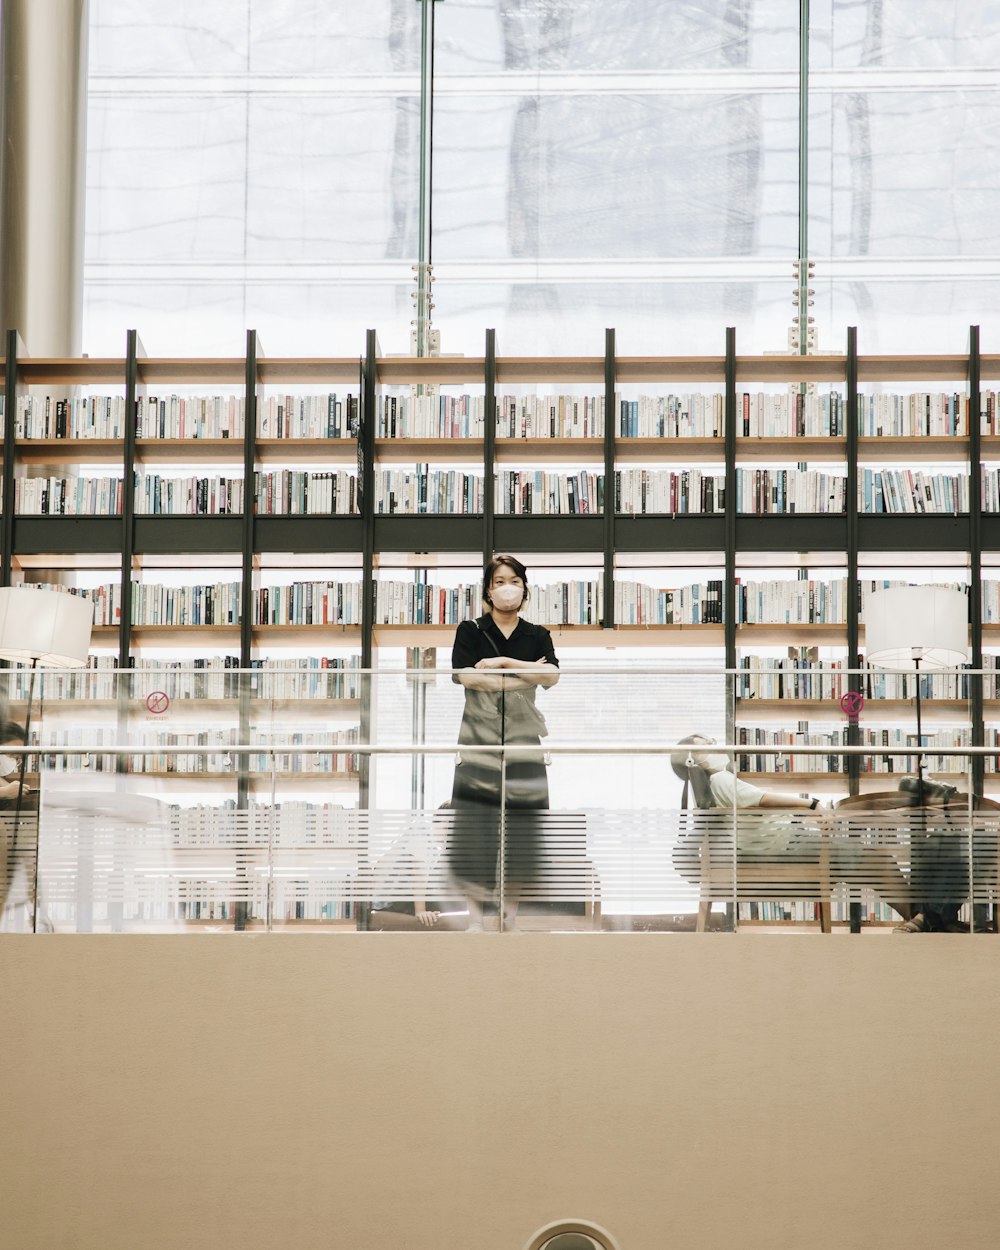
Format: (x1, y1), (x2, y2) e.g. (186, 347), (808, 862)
(0, 754), (19, 777)
(693, 750), (732, 774)
(490, 583), (524, 612)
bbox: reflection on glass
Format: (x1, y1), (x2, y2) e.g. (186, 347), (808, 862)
(0, 664), (995, 933)
(85, 3), (419, 354)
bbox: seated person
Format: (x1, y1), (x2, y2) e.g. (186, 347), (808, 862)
(0, 719), (36, 808)
(671, 734), (914, 925)
(369, 804), (466, 930)
(0, 720), (42, 932)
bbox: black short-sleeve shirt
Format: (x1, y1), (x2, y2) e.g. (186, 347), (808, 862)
(452, 613), (559, 675)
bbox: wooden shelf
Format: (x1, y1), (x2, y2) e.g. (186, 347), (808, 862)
(7, 432), (983, 471)
(496, 437), (603, 464)
(255, 358), (359, 385)
(256, 438), (356, 465)
(615, 357), (727, 384)
(377, 356), (485, 385)
(18, 358), (125, 385)
(617, 437), (720, 463)
(136, 438), (243, 463)
(857, 355), (971, 383)
(859, 436), (969, 463)
(494, 357), (604, 384)
(136, 359), (246, 385)
(375, 437), (481, 464)
(17, 439), (125, 465)
(735, 698), (973, 724)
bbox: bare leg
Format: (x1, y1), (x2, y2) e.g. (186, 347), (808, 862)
(501, 884), (521, 932)
(465, 894), (485, 932)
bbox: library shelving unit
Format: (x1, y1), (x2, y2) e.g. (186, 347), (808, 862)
(2, 325), (997, 928)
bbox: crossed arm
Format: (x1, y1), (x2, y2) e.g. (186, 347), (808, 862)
(456, 655), (560, 691)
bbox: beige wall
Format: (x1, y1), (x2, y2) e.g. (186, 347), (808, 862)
(1, 934), (998, 1250)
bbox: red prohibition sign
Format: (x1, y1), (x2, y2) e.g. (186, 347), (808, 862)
(146, 690), (170, 715)
(839, 691), (864, 718)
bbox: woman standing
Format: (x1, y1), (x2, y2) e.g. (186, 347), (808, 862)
(450, 555), (559, 930)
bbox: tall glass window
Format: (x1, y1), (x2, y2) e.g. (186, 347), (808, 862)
(85, 0), (422, 354)
(82, 1), (1000, 356)
(809, 0), (1000, 354)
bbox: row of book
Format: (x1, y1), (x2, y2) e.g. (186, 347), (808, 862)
(252, 470), (358, 516)
(615, 469), (722, 515)
(496, 394), (605, 439)
(25, 575), (1000, 632)
(0, 654), (364, 702)
(375, 582), (482, 626)
(736, 653), (982, 701)
(258, 394), (355, 440)
(498, 471), (604, 515)
(10, 394), (355, 441)
(13, 472), (361, 516)
(137, 475), (244, 516)
(11, 395), (129, 440)
(9, 388), (1000, 442)
(14, 466), (1000, 518)
(618, 393), (723, 439)
(860, 392), (967, 437)
(256, 582), (362, 627)
(37, 727), (360, 775)
(374, 469), (484, 515)
(378, 393), (486, 439)
(862, 469), (969, 514)
(734, 726), (980, 774)
(735, 578), (973, 626)
(380, 390), (994, 440)
(735, 579), (848, 625)
(614, 579), (724, 626)
(14, 476), (125, 515)
(737, 653), (850, 701)
(373, 579), (607, 627)
(136, 395), (245, 440)
(735, 469), (846, 514)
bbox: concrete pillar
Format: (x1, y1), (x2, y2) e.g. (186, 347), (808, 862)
(1, 0), (89, 356)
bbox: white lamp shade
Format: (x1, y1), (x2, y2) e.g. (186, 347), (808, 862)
(864, 585), (968, 670)
(0, 587), (93, 667)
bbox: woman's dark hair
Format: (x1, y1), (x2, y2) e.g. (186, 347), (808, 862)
(482, 553), (530, 606)
(0, 720), (27, 745)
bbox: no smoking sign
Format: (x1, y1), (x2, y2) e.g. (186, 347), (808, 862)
(145, 690), (171, 715)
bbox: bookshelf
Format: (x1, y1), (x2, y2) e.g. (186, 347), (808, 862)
(1, 327), (995, 789)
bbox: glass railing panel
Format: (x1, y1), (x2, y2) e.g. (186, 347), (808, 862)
(33, 764), (268, 933)
(488, 668), (733, 932)
(489, 750), (738, 934)
(1, 666), (998, 934)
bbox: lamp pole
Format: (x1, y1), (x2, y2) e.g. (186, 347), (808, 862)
(912, 650), (925, 807)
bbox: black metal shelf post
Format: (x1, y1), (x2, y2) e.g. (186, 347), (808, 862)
(483, 328), (497, 566)
(240, 329), (261, 670)
(723, 327), (737, 931)
(724, 326), (737, 691)
(845, 326), (861, 790)
(968, 324), (984, 798)
(235, 329), (262, 930)
(115, 330), (143, 784)
(360, 330), (377, 674)
(603, 328), (616, 629)
(844, 326), (862, 931)
(118, 329), (142, 669)
(967, 324), (988, 930)
(1, 330), (20, 588)
(356, 330), (378, 931)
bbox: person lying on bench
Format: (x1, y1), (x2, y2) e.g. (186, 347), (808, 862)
(671, 735), (915, 927)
